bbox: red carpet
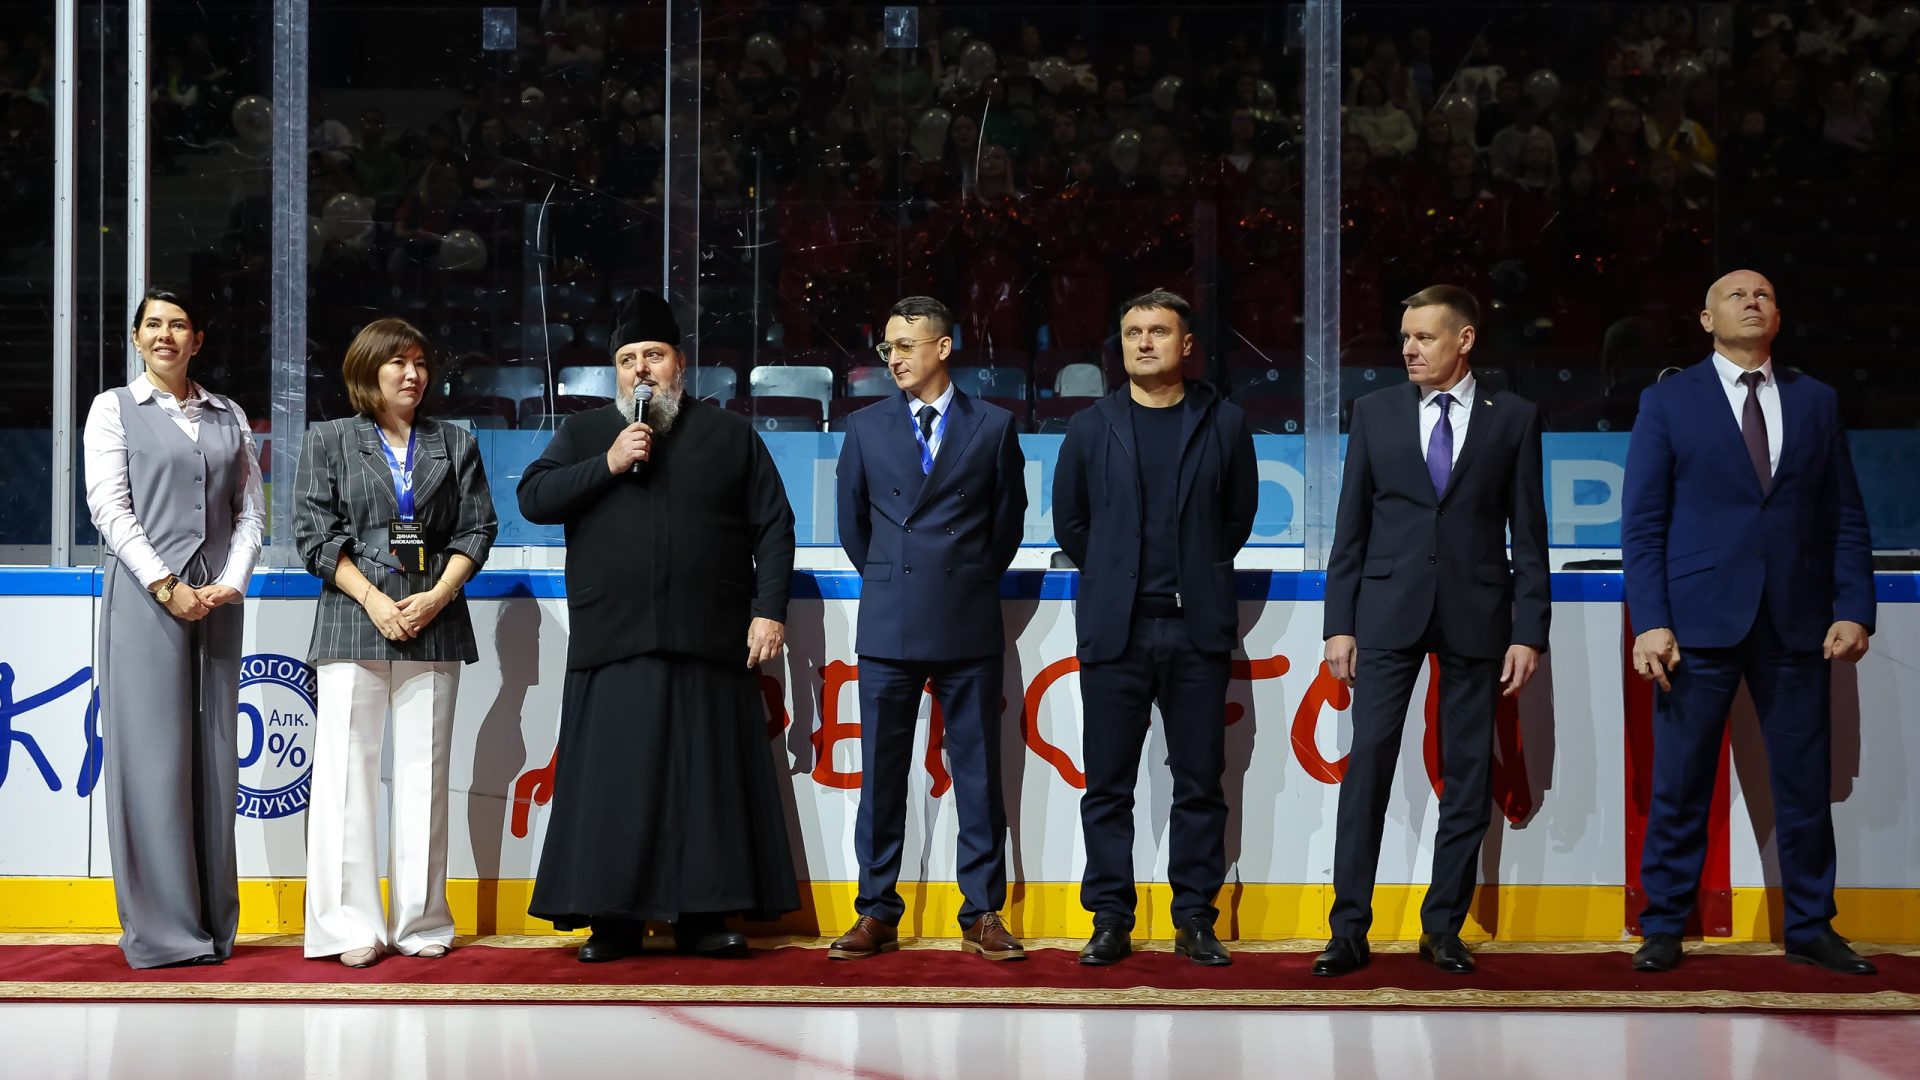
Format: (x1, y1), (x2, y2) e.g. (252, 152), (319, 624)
(3, 938), (1916, 1011)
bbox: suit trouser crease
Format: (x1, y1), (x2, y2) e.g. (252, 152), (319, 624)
(1078, 615), (1231, 932)
(854, 654), (1007, 927)
(1637, 606), (1836, 947)
(1329, 639), (1499, 939)
(305, 659), (461, 957)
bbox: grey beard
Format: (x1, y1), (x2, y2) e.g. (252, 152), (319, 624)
(616, 384), (682, 434)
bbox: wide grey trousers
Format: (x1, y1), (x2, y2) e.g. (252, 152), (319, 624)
(99, 558), (244, 968)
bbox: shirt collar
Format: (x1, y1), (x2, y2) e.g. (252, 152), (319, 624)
(131, 371), (226, 409)
(908, 380), (957, 417)
(1712, 351), (1773, 388)
(1420, 370), (1476, 408)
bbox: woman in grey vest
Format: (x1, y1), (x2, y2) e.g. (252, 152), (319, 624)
(82, 289), (265, 969)
(294, 318), (496, 968)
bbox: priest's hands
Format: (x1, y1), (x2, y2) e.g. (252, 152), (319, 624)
(605, 422), (655, 474)
(747, 617), (785, 668)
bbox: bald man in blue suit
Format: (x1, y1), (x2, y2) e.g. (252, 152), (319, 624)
(1623, 269), (1876, 975)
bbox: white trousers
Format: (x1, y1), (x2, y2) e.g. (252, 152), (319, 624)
(304, 659), (461, 957)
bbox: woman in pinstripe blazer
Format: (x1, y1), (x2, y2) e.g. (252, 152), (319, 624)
(293, 318), (497, 968)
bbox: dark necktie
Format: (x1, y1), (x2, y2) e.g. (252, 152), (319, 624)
(1426, 392), (1455, 498)
(1738, 370), (1771, 494)
(917, 405), (939, 474)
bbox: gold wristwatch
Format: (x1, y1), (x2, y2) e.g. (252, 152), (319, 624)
(152, 575), (180, 604)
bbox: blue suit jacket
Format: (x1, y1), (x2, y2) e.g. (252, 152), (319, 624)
(1622, 359), (1875, 651)
(836, 388), (1027, 662)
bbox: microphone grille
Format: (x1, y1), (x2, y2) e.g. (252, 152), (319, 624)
(635, 384), (654, 401)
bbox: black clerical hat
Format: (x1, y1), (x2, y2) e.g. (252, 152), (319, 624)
(610, 290), (681, 351)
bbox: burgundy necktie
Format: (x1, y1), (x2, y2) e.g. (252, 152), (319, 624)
(1738, 370), (1770, 494)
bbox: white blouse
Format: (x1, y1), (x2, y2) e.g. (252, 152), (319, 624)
(82, 372), (266, 591)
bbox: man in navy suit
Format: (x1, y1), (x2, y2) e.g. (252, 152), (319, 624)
(1624, 269), (1876, 975)
(1313, 285), (1550, 978)
(1053, 289), (1259, 967)
(830, 296), (1029, 962)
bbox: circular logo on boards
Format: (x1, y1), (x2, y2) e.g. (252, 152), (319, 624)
(235, 653), (317, 820)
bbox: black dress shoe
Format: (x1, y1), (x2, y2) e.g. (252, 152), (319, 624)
(1786, 931), (1877, 975)
(1633, 933), (1683, 972)
(577, 925), (643, 964)
(1311, 937), (1369, 977)
(1418, 932), (1475, 974)
(674, 915), (749, 957)
(153, 954), (222, 969)
(1173, 916), (1232, 966)
(677, 929), (750, 957)
(1078, 925), (1132, 966)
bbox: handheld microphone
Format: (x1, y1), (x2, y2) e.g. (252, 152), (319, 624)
(630, 384), (653, 474)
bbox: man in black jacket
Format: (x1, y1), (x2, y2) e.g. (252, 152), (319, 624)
(518, 292), (799, 963)
(1053, 289), (1258, 967)
(1312, 285), (1549, 978)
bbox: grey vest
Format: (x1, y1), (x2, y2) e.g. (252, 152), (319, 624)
(114, 385), (242, 584)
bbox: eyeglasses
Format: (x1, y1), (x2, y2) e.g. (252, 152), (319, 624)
(875, 336), (944, 361)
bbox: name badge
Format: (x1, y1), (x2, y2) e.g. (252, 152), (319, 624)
(389, 520), (428, 573)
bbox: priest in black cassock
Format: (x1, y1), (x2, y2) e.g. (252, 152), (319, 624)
(520, 291), (800, 962)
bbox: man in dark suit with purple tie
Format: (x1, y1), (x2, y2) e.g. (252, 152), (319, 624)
(1314, 285), (1550, 978)
(1623, 269), (1876, 975)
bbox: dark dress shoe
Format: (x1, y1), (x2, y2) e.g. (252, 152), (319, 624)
(153, 954), (222, 969)
(1173, 916), (1232, 966)
(1632, 933), (1683, 972)
(1419, 932), (1475, 974)
(1078, 926), (1132, 966)
(1311, 937), (1369, 977)
(674, 916), (749, 957)
(1786, 931), (1877, 975)
(828, 915), (899, 960)
(961, 913), (1026, 961)
(577, 924), (643, 964)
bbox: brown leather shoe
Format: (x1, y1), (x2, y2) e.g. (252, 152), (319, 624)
(827, 915), (899, 961)
(961, 913), (1026, 961)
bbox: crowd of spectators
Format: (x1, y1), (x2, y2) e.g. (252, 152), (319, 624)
(14, 4), (1920, 434)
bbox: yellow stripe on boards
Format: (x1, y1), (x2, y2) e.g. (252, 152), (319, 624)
(1, 880), (1915, 943)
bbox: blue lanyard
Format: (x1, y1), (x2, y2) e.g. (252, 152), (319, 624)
(378, 427), (417, 520)
(910, 401), (948, 474)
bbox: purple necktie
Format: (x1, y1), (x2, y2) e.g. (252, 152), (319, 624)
(1739, 370), (1771, 494)
(1427, 392), (1455, 498)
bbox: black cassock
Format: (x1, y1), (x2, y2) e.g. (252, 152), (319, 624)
(518, 397), (800, 927)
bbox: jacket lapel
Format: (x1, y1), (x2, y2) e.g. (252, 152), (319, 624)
(354, 416), (401, 515)
(1174, 384), (1210, 511)
(1771, 367), (1806, 485)
(912, 389), (984, 513)
(1440, 381), (1500, 504)
(1687, 359), (1769, 500)
(1388, 382), (1433, 504)
(407, 420), (453, 511)
(1096, 389), (1137, 464)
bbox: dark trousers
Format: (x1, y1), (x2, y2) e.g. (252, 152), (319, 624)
(854, 653), (1007, 928)
(1638, 601), (1837, 948)
(1078, 613), (1232, 931)
(1329, 610), (1502, 940)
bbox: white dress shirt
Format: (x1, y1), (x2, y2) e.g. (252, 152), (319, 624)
(83, 372), (266, 590)
(1418, 370), (1478, 467)
(908, 380), (957, 461)
(1710, 352), (1782, 476)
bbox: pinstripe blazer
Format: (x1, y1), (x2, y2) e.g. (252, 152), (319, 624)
(294, 415), (497, 663)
